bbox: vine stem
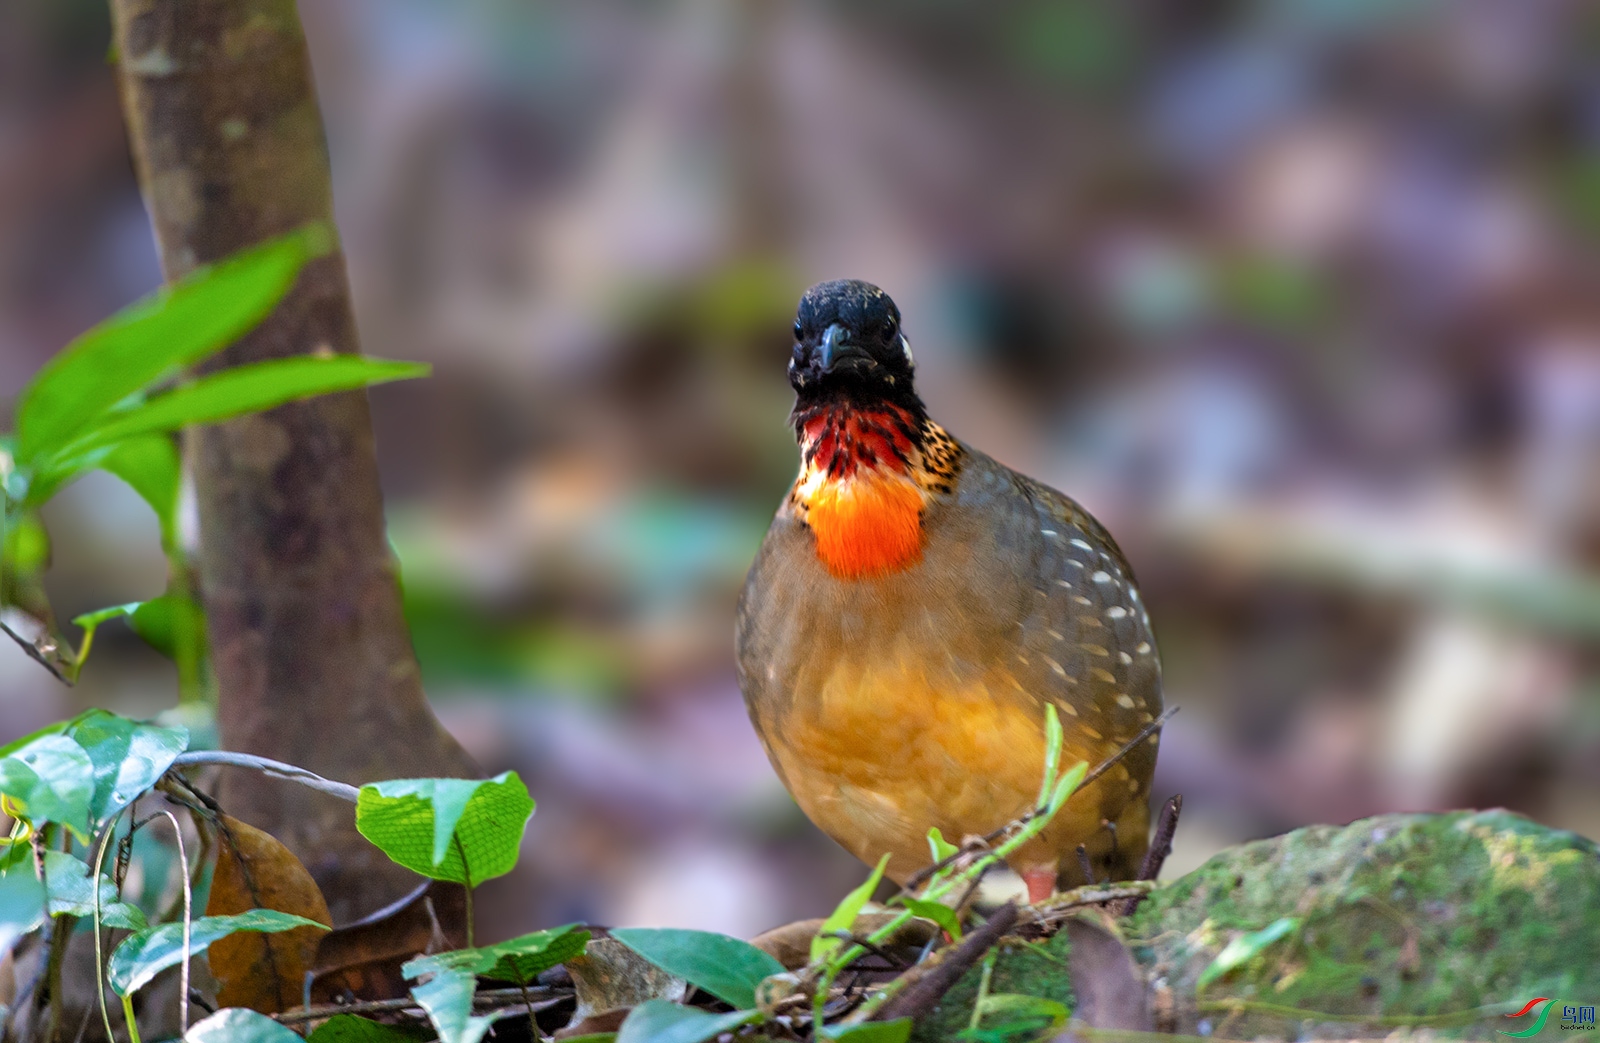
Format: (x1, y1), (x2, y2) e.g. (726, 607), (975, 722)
(169, 751), (360, 802)
(156, 809), (193, 1036)
(120, 995), (141, 1043)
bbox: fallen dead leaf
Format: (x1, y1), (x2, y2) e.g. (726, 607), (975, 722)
(206, 814), (333, 1013)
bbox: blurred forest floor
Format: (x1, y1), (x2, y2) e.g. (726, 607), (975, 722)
(2, 0), (1598, 943)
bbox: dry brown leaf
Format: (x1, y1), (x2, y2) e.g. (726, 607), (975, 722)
(206, 814), (334, 1013)
(311, 880), (468, 1003)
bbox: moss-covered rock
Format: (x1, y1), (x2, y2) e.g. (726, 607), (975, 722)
(1123, 810), (1600, 1039)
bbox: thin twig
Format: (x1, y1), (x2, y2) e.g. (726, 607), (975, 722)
(901, 708), (1177, 893)
(1118, 794), (1182, 916)
(1023, 882), (1157, 929)
(170, 751), (360, 802)
(271, 987), (564, 1025)
(867, 902), (1019, 1024)
(0, 619), (71, 686)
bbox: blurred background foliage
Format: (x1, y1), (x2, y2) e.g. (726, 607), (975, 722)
(2, 0), (1598, 944)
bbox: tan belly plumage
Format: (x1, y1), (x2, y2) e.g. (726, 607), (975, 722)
(762, 650), (1146, 887)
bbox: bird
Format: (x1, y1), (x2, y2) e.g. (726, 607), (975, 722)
(736, 279), (1162, 902)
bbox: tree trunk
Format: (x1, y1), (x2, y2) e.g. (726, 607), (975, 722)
(108, 0), (479, 924)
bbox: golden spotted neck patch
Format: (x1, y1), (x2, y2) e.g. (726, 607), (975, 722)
(790, 405), (962, 579)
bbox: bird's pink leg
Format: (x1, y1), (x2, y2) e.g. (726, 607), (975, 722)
(1021, 865), (1056, 905)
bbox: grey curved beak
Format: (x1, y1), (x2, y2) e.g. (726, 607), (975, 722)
(819, 323), (848, 371)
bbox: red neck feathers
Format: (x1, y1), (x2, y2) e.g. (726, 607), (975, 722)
(791, 403), (930, 579)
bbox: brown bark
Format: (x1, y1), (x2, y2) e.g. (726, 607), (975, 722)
(108, 0), (479, 923)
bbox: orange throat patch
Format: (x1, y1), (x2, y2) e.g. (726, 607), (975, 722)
(800, 469), (926, 577)
(790, 405), (958, 579)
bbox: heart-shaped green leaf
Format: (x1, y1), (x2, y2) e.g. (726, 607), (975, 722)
(109, 909), (328, 996)
(185, 1007), (305, 1042)
(59, 709), (189, 825)
(407, 924), (590, 986)
(615, 1000), (761, 1043)
(0, 733), (95, 840)
(408, 961), (497, 1043)
(356, 773), (534, 885)
(41, 850), (145, 929)
(609, 928), (785, 1011)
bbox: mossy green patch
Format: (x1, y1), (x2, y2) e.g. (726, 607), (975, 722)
(1123, 810), (1600, 1039)
(909, 926), (1074, 1043)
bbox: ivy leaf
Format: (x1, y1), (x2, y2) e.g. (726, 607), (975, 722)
(0, 733), (96, 841)
(356, 773), (534, 885)
(609, 928), (785, 1011)
(109, 909), (328, 996)
(408, 961), (496, 1043)
(813, 853), (890, 963)
(184, 1007), (305, 1042)
(0, 863), (47, 953)
(60, 709), (189, 825)
(615, 1000), (761, 1043)
(41, 850), (146, 930)
(926, 827), (959, 863)
(400, 923), (590, 1038)
(407, 924), (590, 986)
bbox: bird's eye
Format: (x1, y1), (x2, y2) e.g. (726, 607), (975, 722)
(884, 317), (898, 339)
(792, 321), (803, 339)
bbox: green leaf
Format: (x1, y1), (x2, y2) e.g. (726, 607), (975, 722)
(56, 356), (429, 459)
(1047, 760), (1088, 814)
(356, 773), (534, 885)
(2, 512), (49, 573)
(609, 928), (785, 1010)
(926, 826), (959, 864)
(892, 897), (962, 941)
(185, 1007), (305, 1042)
(813, 853), (890, 963)
(15, 225), (328, 465)
(59, 709), (190, 825)
(818, 1019), (913, 1042)
(307, 1014), (431, 1042)
(409, 961), (496, 1043)
(480, 926), (590, 983)
(0, 734), (95, 841)
(957, 993), (1070, 1041)
(308, 1014), (430, 1042)
(615, 1000), (761, 1043)
(20, 445), (115, 509)
(0, 863), (47, 953)
(406, 924), (590, 986)
(1197, 916), (1301, 992)
(109, 909), (328, 996)
(127, 591), (207, 664)
(99, 435), (181, 540)
(41, 850), (146, 930)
